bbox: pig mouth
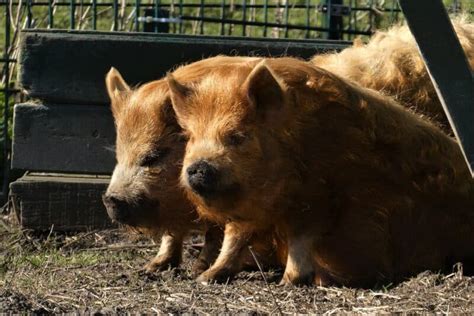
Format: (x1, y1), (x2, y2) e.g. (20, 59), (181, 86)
(196, 182), (242, 204)
(103, 195), (160, 227)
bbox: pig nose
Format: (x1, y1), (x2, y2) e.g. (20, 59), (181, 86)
(186, 160), (218, 196)
(102, 194), (130, 222)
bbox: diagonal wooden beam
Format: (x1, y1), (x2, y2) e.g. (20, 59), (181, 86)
(399, 0), (474, 177)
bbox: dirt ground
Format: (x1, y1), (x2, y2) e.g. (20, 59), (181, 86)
(1, 214), (473, 314)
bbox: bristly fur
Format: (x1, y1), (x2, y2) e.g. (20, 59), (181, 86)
(311, 17), (474, 133)
(168, 56), (474, 287)
(104, 60), (280, 275)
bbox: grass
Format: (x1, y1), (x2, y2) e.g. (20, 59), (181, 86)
(1, 214), (474, 313)
(7, 251), (103, 269)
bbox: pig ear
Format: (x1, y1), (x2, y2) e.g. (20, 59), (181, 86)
(160, 95), (181, 129)
(166, 73), (193, 122)
(242, 61), (285, 120)
(105, 67), (130, 112)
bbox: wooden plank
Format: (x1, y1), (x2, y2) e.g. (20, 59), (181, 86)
(12, 103), (115, 174)
(9, 173), (114, 231)
(18, 30), (350, 105)
(399, 0), (474, 176)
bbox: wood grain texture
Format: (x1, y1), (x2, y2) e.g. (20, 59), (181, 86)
(10, 174), (114, 231)
(18, 30), (349, 105)
(12, 103), (115, 173)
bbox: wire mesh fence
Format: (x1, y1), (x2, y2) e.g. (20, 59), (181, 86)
(0, 0), (473, 201)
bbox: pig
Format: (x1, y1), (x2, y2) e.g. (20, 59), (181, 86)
(102, 60), (280, 277)
(311, 18), (474, 132)
(167, 56), (474, 287)
(102, 70), (218, 274)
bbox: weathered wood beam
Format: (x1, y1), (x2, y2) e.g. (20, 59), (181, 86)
(19, 30), (349, 105)
(12, 104), (115, 174)
(10, 173), (114, 231)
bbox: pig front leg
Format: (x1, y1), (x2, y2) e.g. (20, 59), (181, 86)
(143, 231), (184, 273)
(191, 223), (224, 276)
(280, 234), (316, 286)
(196, 222), (250, 284)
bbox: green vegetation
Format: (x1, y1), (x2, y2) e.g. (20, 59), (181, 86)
(9, 251), (102, 269)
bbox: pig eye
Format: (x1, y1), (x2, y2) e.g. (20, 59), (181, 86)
(225, 132), (247, 146)
(139, 147), (170, 167)
(177, 132), (189, 143)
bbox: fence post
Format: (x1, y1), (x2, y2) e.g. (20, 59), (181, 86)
(143, 8), (170, 33)
(326, 0), (344, 40)
(2, 2), (11, 202)
(70, 0), (76, 29)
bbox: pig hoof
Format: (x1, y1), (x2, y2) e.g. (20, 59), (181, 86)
(191, 259), (210, 277)
(196, 269), (234, 285)
(279, 272), (314, 286)
(143, 255), (180, 273)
